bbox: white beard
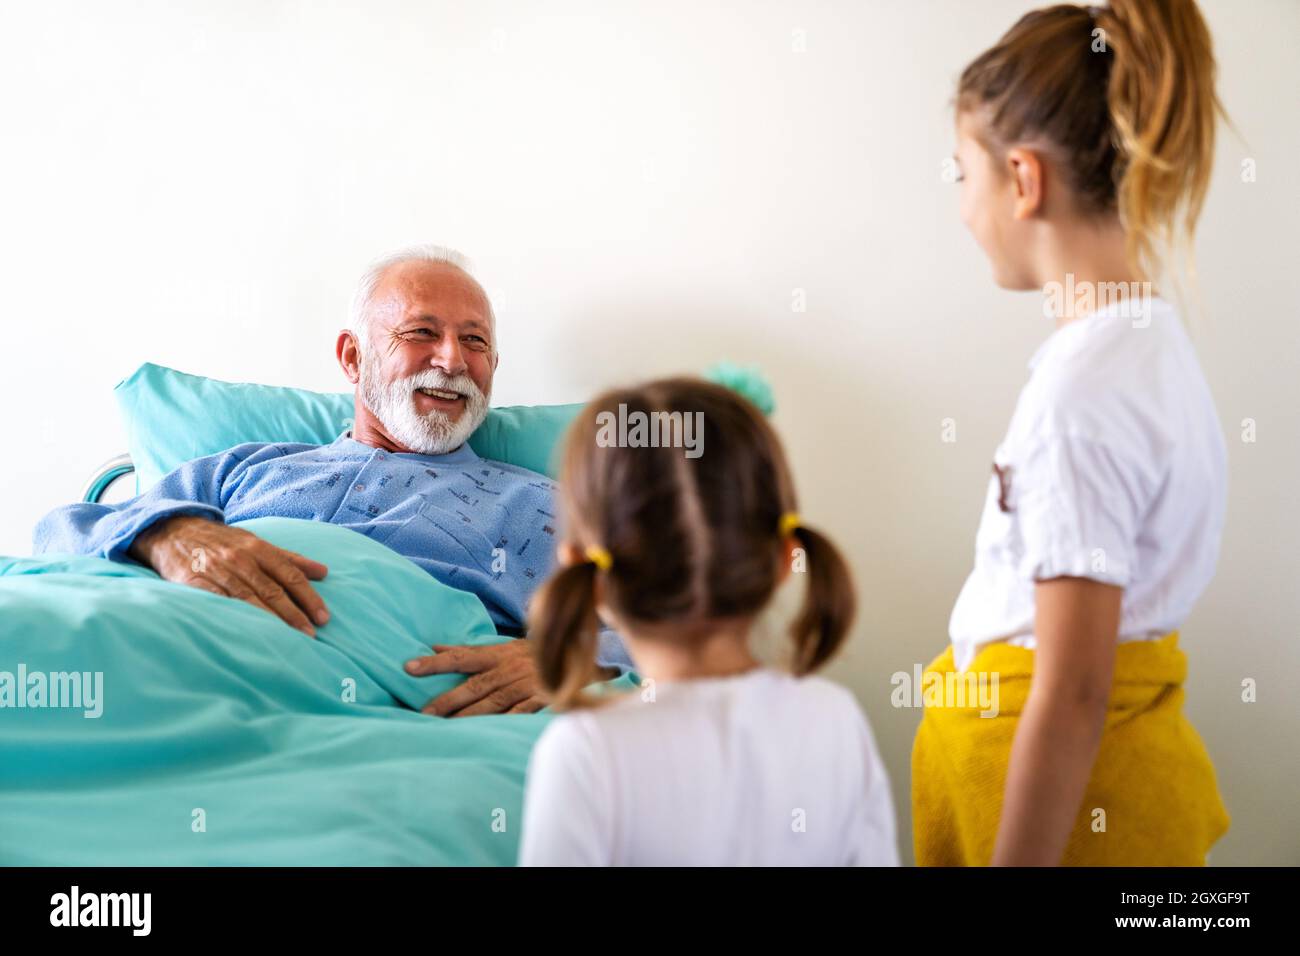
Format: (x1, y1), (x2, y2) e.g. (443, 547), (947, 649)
(358, 352), (490, 456)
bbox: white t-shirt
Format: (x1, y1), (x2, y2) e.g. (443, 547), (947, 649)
(518, 668), (898, 866)
(948, 296), (1227, 670)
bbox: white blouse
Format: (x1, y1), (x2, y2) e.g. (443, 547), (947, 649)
(518, 668), (899, 866)
(948, 296), (1227, 670)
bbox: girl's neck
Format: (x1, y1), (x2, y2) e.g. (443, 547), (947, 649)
(620, 621), (761, 683)
(1036, 215), (1149, 328)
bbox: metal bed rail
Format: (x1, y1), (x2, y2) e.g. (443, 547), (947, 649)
(81, 453), (136, 504)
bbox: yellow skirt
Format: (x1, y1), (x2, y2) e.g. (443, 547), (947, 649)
(911, 632), (1230, 866)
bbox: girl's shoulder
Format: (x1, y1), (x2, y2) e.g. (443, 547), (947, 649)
(1011, 297), (1211, 454)
(1031, 297), (1186, 393)
(565, 668), (866, 728)
(759, 670), (866, 714)
(708, 669), (874, 740)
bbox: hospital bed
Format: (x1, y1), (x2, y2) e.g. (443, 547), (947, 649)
(3, 453), (611, 866)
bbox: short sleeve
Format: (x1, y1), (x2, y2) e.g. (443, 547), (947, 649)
(518, 715), (613, 866)
(1013, 434), (1150, 587)
(846, 708), (900, 867)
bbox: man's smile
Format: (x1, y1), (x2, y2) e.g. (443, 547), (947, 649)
(414, 386), (466, 413)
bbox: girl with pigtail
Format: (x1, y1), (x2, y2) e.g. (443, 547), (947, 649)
(518, 377), (898, 866)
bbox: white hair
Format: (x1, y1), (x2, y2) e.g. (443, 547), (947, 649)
(347, 244), (490, 350)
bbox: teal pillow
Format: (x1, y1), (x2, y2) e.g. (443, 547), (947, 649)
(114, 363), (583, 490)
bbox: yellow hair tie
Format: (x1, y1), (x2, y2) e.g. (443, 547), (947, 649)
(584, 545), (613, 572)
(779, 511), (801, 537)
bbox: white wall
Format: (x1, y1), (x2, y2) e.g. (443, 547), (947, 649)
(1, 0), (1296, 864)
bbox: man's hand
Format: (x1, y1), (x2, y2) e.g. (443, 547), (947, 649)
(406, 640), (547, 717)
(129, 514), (329, 637)
(404, 641), (620, 717)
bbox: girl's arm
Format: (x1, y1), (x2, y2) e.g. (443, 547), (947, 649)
(990, 576), (1121, 866)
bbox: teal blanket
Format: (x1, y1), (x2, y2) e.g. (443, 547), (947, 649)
(0, 517), (634, 865)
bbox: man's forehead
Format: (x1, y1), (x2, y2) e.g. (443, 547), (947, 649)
(373, 260), (493, 325)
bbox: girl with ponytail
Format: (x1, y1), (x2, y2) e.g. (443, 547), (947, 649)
(518, 377), (897, 866)
(916, 0), (1231, 865)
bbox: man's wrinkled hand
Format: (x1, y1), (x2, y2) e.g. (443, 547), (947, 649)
(129, 514), (329, 637)
(406, 640), (549, 717)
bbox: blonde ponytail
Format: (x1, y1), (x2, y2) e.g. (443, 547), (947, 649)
(1100, 0), (1223, 277)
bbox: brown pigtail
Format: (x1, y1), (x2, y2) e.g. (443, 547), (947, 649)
(787, 525), (856, 675)
(528, 560), (601, 709)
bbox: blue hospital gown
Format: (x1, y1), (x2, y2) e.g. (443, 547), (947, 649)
(33, 435), (631, 671)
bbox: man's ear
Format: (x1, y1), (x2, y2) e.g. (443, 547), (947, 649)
(337, 331), (362, 385)
(1005, 147), (1044, 220)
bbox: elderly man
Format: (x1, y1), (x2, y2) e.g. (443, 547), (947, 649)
(33, 245), (630, 715)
